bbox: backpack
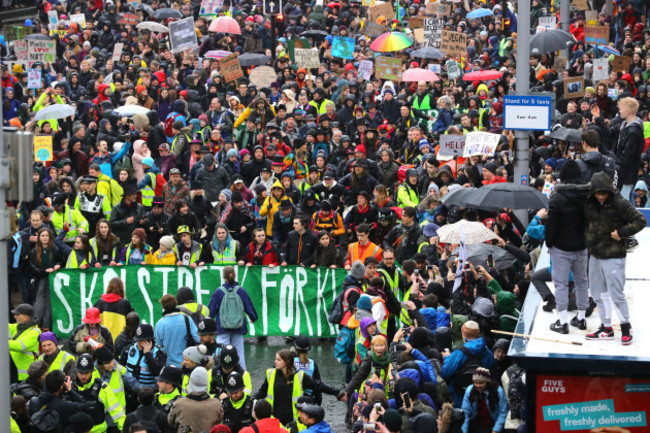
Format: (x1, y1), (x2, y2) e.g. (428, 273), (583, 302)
(183, 314), (197, 348)
(218, 286), (245, 329)
(164, 112), (182, 138)
(179, 303), (205, 327)
(29, 397), (60, 433)
(154, 173), (166, 196)
(455, 346), (483, 397)
(328, 286), (362, 324)
(334, 325), (356, 364)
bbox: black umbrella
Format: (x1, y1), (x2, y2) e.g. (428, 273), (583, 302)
(301, 29), (329, 39)
(23, 34), (52, 41)
(530, 29), (577, 55)
(135, 3), (155, 16)
(238, 53), (271, 67)
(452, 243), (517, 271)
(411, 46), (445, 60)
(153, 8), (183, 19)
(442, 187), (478, 207)
(464, 183), (549, 210)
(548, 126), (583, 143)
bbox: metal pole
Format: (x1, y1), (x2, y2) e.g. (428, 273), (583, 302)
(560, 0), (571, 59)
(514, 0), (531, 225)
(0, 84), (10, 433)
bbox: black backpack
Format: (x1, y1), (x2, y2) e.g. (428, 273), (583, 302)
(29, 397), (61, 433)
(179, 304), (204, 327)
(454, 346), (483, 397)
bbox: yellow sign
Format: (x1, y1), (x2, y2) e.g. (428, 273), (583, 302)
(34, 136), (53, 162)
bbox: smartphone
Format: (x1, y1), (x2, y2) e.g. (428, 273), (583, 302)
(401, 392), (412, 408)
(374, 402), (382, 411)
(363, 423), (376, 431)
(426, 264), (434, 270)
(414, 269), (419, 276)
(487, 254), (494, 268)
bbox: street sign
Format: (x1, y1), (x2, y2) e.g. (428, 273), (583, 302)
(503, 95), (552, 131)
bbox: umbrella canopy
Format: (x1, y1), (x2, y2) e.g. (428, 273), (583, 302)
(597, 45), (620, 56)
(466, 8), (493, 19)
(135, 3), (155, 16)
(437, 220), (498, 245)
(34, 104), (75, 121)
(238, 53), (271, 67)
(153, 8), (183, 19)
(410, 46), (445, 60)
(530, 29), (577, 55)
(115, 105), (151, 116)
(402, 68), (440, 82)
(136, 21), (169, 33)
(442, 187), (479, 207)
(209, 16), (241, 35)
(464, 183), (549, 210)
(462, 70), (502, 81)
(23, 34), (52, 41)
(300, 29), (329, 39)
(370, 32), (414, 52)
(548, 126), (582, 143)
(452, 243), (516, 271)
(204, 50), (232, 59)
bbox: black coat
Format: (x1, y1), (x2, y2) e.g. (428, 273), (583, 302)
(285, 230), (318, 266)
(545, 183), (590, 251)
(30, 390), (89, 431)
(612, 118), (644, 186)
(110, 201), (146, 245)
(123, 404), (169, 433)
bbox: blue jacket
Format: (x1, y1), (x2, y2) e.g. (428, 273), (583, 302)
(433, 109), (453, 134)
(461, 385), (508, 433)
(420, 306), (450, 331)
(304, 421), (334, 433)
(208, 281), (258, 334)
(408, 351), (437, 386)
(440, 337), (494, 407)
(526, 215), (545, 240)
(153, 312), (199, 367)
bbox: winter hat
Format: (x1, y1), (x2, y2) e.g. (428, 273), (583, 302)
(227, 148), (239, 159)
(357, 295), (373, 312)
(132, 228), (146, 242)
(350, 260), (366, 279)
(38, 331), (58, 345)
(159, 236), (175, 250)
(187, 366), (209, 394)
(176, 287), (195, 305)
(472, 367), (491, 383)
(559, 159), (582, 184)
(210, 426), (232, 433)
(28, 360), (49, 380)
(472, 297), (494, 318)
(427, 183), (440, 197)
(253, 184), (267, 195)
(69, 413), (94, 433)
(184, 344), (208, 364)
(409, 413), (438, 433)
(221, 189), (232, 201)
(418, 138), (430, 150)
(203, 153), (215, 166)
(95, 346), (114, 365)
(231, 191), (243, 203)
(136, 85), (146, 95)
(383, 409), (403, 431)
(483, 162), (497, 174)
(545, 158), (558, 170)
(142, 157), (155, 168)
(198, 114), (209, 123)
(396, 377), (418, 400)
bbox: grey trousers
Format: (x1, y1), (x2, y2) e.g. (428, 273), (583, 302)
(550, 248), (589, 312)
(588, 256), (630, 324)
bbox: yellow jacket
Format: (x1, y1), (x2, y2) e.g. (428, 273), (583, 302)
(258, 180), (290, 236)
(97, 173), (124, 207)
(51, 205), (89, 242)
(145, 249), (177, 265)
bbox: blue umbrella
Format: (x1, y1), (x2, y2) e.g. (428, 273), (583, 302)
(597, 45), (620, 56)
(466, 8), (493, 19)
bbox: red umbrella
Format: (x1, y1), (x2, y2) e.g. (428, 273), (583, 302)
(402, 68), (440, 82)
(327, 2), (341, 7)
(208, 16), (242, 35)
(462, 70), (503, 81)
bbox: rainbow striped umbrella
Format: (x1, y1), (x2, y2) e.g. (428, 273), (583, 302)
(204, 50), (233, 59)
(370, 32), (414, 52)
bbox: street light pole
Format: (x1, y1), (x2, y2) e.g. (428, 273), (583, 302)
(560, 0), (571, 59)
(514, 0), (531, 225)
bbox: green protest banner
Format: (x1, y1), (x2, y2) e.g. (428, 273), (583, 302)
(50, 265), (347, 339)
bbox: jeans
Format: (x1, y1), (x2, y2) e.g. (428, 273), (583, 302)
(216, 332), (246, 370)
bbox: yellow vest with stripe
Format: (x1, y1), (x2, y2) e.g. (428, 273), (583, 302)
(211, 240), (238, 264)
(100, 363), (128, 409)
(39, 350), (76, 373)
(412, 94), (432, 110)
(378, 268), (400, 298)
(174, 241), (203, 265)
(399, 287), (413, 327)
(76, 371), (126, 433)
(9, 324), (40, 381)
(181, 370), (215, 396)
(90, 237), (118, 262)
(265, 368), (305, 420)
(66, 250), (91, 268)
(309, 99), (334, 115)
(141, 172), (157, 207)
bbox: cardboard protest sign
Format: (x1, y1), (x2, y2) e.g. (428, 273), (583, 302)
(446, 59), (460, 79)
(331, 36), (355, 59)
(611, 55), (630, 73)
(438, 134), (466, 160)
(249, 66), (276, 88)
(424, 18), (443, 48)
(413, 28), (424, 43)
(70, 13), (86, 28)
(440, 30), (466, 57)
(118, 13), (139, 25)
(592, 57), (609, 83)
(375, 56), (402, 81)
(287, 38), (310, 63)
(436, 3), (452, 17)
(169, 17), (199, 53)
(463, 132), (500, 157)
(358, 60), (373, 80)
(369, 2), (395, 23)
(362, 22), (386, 39)
(28, 40), (56, 67)
(14, 40), (28, 62)
(34, 136), (53, 162)
(200, 0), (224, 17)
(564, 76), (585, 99)
(572, 0), (588, 10)
(49, 29), (68, 38)
(585, 25), (609, 45)
(538, 15), (556, 28)
(409, 17), (424, 29)
(294, 48), (320, 69)
(27, 69), (42, 89)
(47, 11), (59, 27)
(219, 54), (244, 82)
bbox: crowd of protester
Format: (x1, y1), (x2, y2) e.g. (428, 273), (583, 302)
(3, 0), (650, 431)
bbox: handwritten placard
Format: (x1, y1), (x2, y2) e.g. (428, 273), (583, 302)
(538, 15), (556, 28)
(446, 59), (460, 79)
(424, 18), (443, 49)
(358, 60), (373, 80)
(249, 66), (276, 88)
(368, 2), (395, 23)
(611, 55), (630, 73)
(592, 57), (609, 82)
(564, 76), (585, 99)
(440, 30), (467, 57)
(27, 68), (42, 89)
(331, 36), (355, 59)
(112, 43), (124, 62)
(438, 134), (466, 159)
(169, 17), (199, 53)
(585, 25), (609, 45)
(219, 53), (244, 82)
(585, 10), (598, 25)
(14, 40), (28, 62)
(28, 40), (56, 67)
(34, 136), (53, 162)
(118, 13), (140, 25)
(363, 22), (386, 39)
(463, 132), (500, 157)
(375, 56), (402, 81)
(294, 48), (320, 69)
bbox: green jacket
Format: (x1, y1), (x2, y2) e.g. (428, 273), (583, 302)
(487, 279), (519, 333)
(33, 92), (65, 130)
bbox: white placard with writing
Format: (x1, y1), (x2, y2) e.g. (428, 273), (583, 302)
(463, 132), (500, 157)
(438, 134), (466, 159)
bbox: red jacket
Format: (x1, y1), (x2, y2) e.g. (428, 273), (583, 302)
(240, 418), (289, 433)
(244, 240), (279, 266)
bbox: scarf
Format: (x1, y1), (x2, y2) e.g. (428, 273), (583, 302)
(368, 350), (389, 367)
